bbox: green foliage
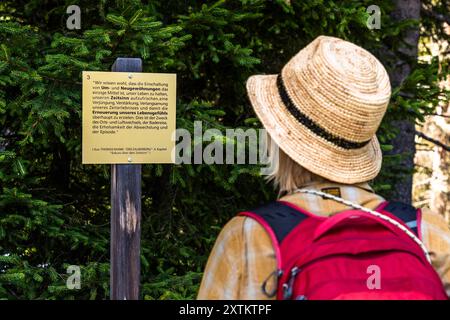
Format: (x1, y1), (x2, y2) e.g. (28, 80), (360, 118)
(0, 0), (447, 299)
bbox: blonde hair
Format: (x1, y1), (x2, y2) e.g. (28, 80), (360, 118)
(265, 133), (327, 197)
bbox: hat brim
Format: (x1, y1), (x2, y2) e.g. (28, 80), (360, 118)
(246, 74), (382, 184)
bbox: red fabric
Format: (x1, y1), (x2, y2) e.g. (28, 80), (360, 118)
(269, 204), (447, 300)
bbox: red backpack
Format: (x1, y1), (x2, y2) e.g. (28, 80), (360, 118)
(239, 199), (448, 300)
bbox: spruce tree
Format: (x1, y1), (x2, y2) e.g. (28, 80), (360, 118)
(0, 0), (448, 299)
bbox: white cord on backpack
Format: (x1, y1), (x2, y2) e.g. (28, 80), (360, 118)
(293, 188), (431, 263)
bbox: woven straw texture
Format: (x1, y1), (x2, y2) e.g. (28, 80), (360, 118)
(246, 35), (391, 183)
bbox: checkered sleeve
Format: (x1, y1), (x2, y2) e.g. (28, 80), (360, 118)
(197, 217), (244, 299)
(197, 216), (276, 300)
(420, 208), (450, 297)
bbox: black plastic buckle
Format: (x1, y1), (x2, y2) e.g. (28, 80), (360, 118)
(261, 269), (283, 298)
(282, 267), (300, 300)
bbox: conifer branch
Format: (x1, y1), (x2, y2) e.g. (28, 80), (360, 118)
(415, 130), (450, 152)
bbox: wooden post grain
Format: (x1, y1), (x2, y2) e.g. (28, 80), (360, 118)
(110, 58), (142, 300)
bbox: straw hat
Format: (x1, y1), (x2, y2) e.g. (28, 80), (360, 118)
(247, 35), (391, 184)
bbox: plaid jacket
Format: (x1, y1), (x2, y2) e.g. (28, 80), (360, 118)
(197, 182), (450, 299)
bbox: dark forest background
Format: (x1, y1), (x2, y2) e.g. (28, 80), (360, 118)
(0, 0), (449, 299)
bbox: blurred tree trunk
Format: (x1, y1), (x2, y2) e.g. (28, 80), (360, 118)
(388, 0), (421, 204)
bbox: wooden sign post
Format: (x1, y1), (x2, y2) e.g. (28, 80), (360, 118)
(110, 58), (142, 300)
(82, 57), (176, 300)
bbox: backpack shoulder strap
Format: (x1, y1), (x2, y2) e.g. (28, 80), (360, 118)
(239, 202), (310, 298)
(239, 201), (309, 245)
(380, 201), (421, 238)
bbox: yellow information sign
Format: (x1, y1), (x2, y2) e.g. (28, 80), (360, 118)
(82, 71), (176, 164)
